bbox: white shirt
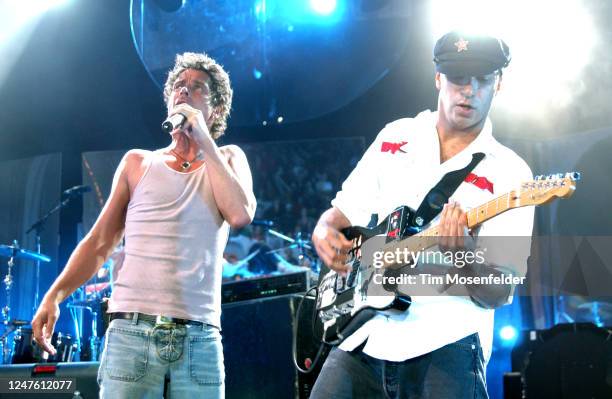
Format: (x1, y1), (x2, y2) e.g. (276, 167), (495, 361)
(331, 110), (534, 362)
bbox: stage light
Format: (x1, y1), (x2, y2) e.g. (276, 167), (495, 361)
(499, 325), (517, 342)
(0, 0), (72, 89)
(43, 0), (72, 8)
(253, 0), (343, 24)
(254, 0), (266, 20)
(309, 0), (337, 16)
(0, 0), (72, 41)
(16, 0), (72, 15)
(430, 0), (597, 115)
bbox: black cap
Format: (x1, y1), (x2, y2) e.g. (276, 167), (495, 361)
(433, 31), (511, 77)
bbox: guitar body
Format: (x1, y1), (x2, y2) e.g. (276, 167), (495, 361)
(315, 206), (416, 344)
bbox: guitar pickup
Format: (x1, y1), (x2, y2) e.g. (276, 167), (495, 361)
(385, 205), (411, 243)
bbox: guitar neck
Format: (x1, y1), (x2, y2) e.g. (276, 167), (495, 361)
(420, 190), (517, 236)
(464, 191), (517, 229)
(382, 191), (518, 267)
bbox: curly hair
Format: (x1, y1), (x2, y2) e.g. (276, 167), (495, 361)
(163, 52), (233, 139)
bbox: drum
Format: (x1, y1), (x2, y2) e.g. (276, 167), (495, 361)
(48, 332), (77, 363)
(11, 328), (77, 364)
(11, 327), (36, 364)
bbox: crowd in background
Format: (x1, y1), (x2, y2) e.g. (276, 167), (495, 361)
(222, 137), (364, 278)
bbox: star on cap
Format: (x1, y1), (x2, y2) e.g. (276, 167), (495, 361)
(454, 38), (469, 52)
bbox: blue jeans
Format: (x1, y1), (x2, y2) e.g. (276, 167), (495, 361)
(310, 333), (488, 399)
(97, 317), (224, 399)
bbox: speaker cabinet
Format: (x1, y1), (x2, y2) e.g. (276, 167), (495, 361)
(222, 293), (327, 399)
(508, 323), (612, 399)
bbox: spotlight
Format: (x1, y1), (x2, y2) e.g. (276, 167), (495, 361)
(309, 0), (337, 16)
(499, 325), (517, 342)
(254, 0), (266, 19)
(0, 0), (72, 88)
(254, 0), (343, 24)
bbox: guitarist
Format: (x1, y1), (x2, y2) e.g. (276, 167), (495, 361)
(311, 31), (534, 399)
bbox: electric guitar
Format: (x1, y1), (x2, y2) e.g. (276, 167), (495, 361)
(315, 172), (580, 344)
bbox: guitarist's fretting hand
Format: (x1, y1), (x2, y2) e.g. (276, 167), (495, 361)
(437, 200), (513, 308)
(313, 207), (353, 276)
(437, 200), (477, 255)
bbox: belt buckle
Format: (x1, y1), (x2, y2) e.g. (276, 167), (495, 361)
(155, 315), (176, 329)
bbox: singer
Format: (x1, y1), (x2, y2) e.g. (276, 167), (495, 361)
(31, 52), (256, 398)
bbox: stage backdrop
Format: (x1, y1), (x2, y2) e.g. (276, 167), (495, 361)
(0, 154), (62, 323)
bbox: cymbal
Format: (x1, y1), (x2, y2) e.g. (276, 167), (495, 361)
(1, 319), (29, 327)
(0, 245), (51, 263)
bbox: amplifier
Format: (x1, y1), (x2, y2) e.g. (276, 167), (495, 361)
(222, 293), (325, 399)
(222, 270), (310, 303)
(507, 323), (612, 399)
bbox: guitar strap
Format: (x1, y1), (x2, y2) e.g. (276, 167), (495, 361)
(412, 152), (485, 228)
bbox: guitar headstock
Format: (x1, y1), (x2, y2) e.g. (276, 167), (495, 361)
(517, 172), (580, 206)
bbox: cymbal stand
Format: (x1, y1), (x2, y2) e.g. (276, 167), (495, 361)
(266, 229), (319, 273)
(1, 241), (17, 364)
(66, 300), (100, 361)
(89, 306), (101, 361)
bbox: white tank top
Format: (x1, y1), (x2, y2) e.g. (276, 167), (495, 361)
(108, 150), (229, 328)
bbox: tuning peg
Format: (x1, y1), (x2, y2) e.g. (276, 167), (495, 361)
(567, 172), (581, 181)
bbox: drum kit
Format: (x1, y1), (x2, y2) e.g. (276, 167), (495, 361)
(0, 240), (114, 365)
(0, 241), (62, 364)
(222, 220), (321, 281)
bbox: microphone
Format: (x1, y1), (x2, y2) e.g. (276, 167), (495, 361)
(161, 113), (186, 134)
(251, 219), (274, 227)
(63, 185), (91, 197)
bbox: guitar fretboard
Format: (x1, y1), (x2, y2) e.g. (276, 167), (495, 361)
(380, 190), (518, 268)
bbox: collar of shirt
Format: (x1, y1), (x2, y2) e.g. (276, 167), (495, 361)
(418, 110), (495, 173)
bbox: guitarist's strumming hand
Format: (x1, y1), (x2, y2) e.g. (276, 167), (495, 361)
(313, 207), (353, 276)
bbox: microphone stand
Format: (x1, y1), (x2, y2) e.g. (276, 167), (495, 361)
(26, 193), (80, 313)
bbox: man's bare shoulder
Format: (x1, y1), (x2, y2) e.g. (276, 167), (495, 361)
(120, 149), (154, 171)
(219, 144), (246, 160)
(118, 150), (154, 191)
(124, 149), (153, 163)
